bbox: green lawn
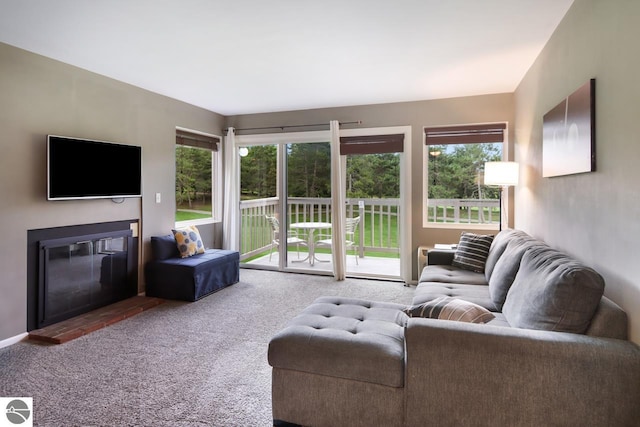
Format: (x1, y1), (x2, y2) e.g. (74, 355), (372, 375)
(176, 210), (211, 221)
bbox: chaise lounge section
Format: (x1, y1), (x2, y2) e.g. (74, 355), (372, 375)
(268, 229), (640, 426)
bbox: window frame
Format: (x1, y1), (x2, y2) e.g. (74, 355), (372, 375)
(174, 127), (222, 227)
(422, 122), (508, 230)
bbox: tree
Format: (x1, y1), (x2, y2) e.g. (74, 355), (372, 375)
(240, 145), (277, 199)
(240, 144), (403, 200)
(175, 146), (211, 208)
(427, 143), (501, 199)
(287, 143), (331, 198)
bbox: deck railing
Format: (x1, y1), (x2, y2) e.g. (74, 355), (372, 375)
(239, 197), (400, 260)
(426, 198), (500, 224)
(239, 197), (500, 260)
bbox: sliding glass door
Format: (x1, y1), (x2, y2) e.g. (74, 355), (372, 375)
(236, 126), (411, 283)
(343, 151), (401, 278)
(285, 141), (332, 271)
(237, 132), (333, 275)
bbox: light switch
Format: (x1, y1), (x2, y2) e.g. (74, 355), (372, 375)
(155, 192), (161, 203)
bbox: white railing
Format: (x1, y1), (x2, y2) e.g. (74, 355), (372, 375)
(239, 197), (401, 260)
(426, 198), (500, 224)
(239, 197), (499, 261)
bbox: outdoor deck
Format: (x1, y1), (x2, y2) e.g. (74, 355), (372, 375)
(243, 250), (402, 279)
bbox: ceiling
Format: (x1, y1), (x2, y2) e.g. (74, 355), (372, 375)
(0, 0), (574, 116)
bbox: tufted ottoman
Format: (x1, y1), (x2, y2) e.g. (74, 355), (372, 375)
(268, 296), (408, 427)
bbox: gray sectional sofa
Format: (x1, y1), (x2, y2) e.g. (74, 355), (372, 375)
(268, 229), (640, 427)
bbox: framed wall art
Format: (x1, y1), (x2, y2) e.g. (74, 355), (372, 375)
(542, 79), (596, 178)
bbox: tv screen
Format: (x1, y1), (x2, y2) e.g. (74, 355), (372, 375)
(47, 135), (142, 200)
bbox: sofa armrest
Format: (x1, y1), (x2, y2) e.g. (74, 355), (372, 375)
(404, 318), (640, 426)
(426, 249), (455, 266)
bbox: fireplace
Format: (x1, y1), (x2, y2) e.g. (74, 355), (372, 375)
(27, 220), (139, 331)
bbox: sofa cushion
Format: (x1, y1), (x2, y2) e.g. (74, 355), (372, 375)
(150, 234), (181, 260)
(403, 296), (495, 324)
(418, 264), (488, 285)
(488, 237), (541, 311)
(502, 246), (605, 334)
(413, 282), (496, 312)
(172, 225), (206, 258)
(451, 232), (494, 273)
(484, 229), (529, 280)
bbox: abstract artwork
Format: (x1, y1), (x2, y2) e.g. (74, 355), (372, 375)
(542, 79), (596, 177)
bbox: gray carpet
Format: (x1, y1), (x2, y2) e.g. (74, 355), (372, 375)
(0, 269), (414, 426)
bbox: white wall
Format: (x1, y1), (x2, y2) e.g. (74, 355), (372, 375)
(514, 0), (640, 343)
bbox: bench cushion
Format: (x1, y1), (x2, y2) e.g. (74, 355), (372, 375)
(145, 249), (239, 301)
(268, 296), (408, 388)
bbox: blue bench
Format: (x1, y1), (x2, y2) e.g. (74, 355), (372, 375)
(144, 235), (239, 301)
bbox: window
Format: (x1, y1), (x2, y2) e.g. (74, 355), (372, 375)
(423, 123), (505, 228)
(175, 128), (221, 225)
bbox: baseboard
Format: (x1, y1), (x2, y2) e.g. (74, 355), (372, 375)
(0, 332), (28, 349)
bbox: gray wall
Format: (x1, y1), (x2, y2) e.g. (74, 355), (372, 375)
(514, 0), (640, 343)
(227, 93), (515, 280)
(0, 42), (224, 341)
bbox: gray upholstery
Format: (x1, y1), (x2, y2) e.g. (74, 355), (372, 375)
(586, 296), (628, 340)
(268, 297), (408, 388)
(502, 246), (605, 334)
(404, 318), (640, 427)
(412, 282), (496, 311)
(272, 368), (404, 427)
(418, 264), (488, 285)
(487, 236), (540, 310)
(483, 229), (525, 279)
(268, 229), (640, 426)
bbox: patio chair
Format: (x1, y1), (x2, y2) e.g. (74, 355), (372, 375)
(265, 215), (307, 261)
(316, 216), (361, 264)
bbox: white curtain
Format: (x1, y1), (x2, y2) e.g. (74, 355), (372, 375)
(330, 120), (346, 280)
(222, 127), (240, 251)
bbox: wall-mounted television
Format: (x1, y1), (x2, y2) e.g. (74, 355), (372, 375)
(47, 135), (142, 200)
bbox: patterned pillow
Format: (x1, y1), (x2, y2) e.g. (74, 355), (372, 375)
(403, 296), (495, 324)
(451, 232), (494, 273)
(172, 225), (205, 258)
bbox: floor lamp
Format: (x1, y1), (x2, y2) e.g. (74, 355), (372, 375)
(484, 161), (519, 230)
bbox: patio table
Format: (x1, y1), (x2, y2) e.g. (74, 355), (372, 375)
(289, 222), (332, 266)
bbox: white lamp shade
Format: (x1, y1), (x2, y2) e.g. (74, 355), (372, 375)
(484, 161), (519, 186)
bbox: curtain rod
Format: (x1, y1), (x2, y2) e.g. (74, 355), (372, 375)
(224, 120), (362, 133)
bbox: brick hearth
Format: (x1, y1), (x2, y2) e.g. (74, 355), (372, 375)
(29, 296), (165, 344)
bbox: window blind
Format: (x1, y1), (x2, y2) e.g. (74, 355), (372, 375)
(424, 123), (506, 145)
(176, 129), (219, 151)
(339, 133), (404, 155)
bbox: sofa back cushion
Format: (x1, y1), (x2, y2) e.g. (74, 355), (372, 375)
(502, 246), (605, 334)
(151, 234), (180, 260)
(484, 229), (530, 280)
(487, 237), (540, 311)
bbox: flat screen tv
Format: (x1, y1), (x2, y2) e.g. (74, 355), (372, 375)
(47, 135), (142, 200)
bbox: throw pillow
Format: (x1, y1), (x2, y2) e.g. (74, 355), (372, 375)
(451, 232), (494, 273)
(172, 225), (205, 258)
(403, 296), (495, 324)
